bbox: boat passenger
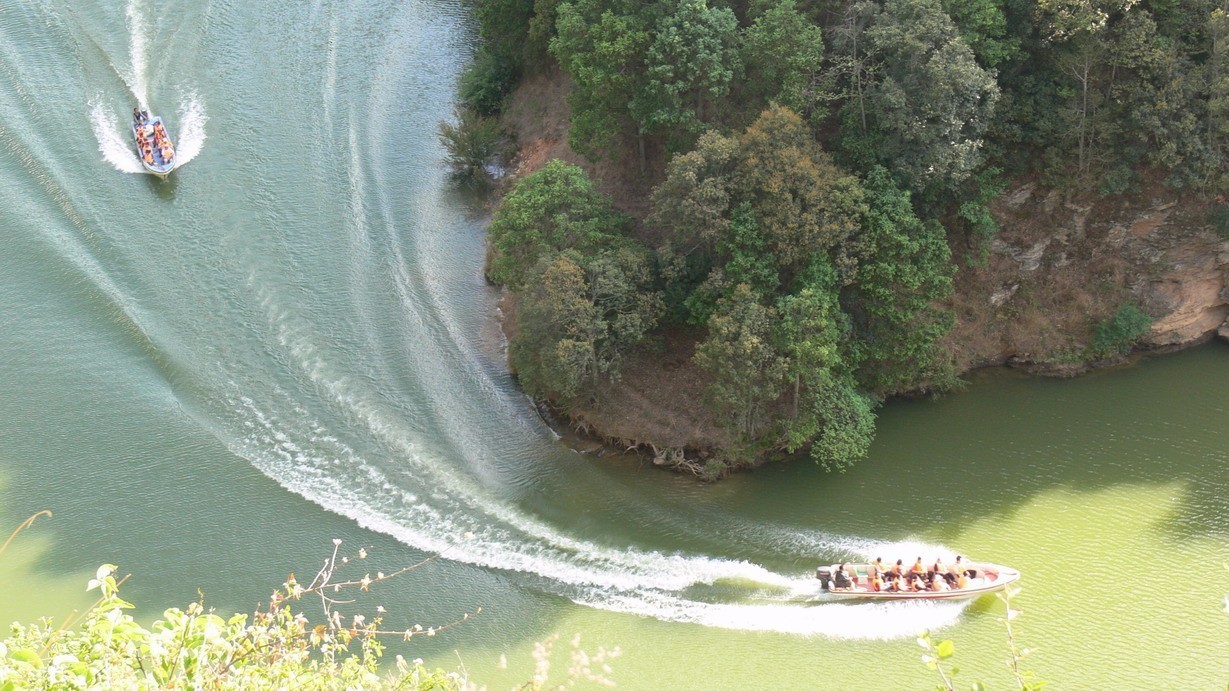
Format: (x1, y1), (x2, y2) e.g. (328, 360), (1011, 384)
(870, 572), (883, 592)
(890, 559), (904, 578)
(956, 570), (970, 589)
(910, 557), (926, 576)
(832, 563), (853, 591)
(144, 151), (154, 165)
(949, 556), (964, 577)
(931, 574), (950, 592)
(934, 558), (956, 585)
(869, 557), (885, 579)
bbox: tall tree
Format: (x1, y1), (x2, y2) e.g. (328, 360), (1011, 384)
(551, 0), (654, 160)
(693, 284), (789, 445)
(486, 160), (627, 288)
(846, 167), (955, 395)
(772, 261), (845, 450)
(736, 105), (866, 279)
(646, 129), (738, 252)
(863, 0), (1001, 191)
(740, 0), (831, 125)
(511, 247), (663, 403)
(1035, 0), (1139, 176)
(634, 0), (741, 149)
(942, 0), (1022, 68)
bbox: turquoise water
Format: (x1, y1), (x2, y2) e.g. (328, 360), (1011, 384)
(1, 0), (1226, 686)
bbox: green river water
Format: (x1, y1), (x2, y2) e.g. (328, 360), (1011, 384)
(1, 0), (1227, 687)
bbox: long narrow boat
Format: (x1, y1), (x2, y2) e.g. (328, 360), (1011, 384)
(132, 109), (176, 177)
(815, 562), (1020, 600)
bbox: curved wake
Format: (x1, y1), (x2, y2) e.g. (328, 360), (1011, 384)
(220, 381), (966, 639)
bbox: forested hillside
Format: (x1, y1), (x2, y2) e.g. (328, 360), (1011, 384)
(449, 0), (1229, 477)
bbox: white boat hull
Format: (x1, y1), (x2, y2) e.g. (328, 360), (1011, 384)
(819, 562), (1020, 601)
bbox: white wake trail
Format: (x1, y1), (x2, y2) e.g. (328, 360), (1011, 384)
(125, 0), (149, 110)
(89, 100), (143, 174)
(174, 95), (207, 165)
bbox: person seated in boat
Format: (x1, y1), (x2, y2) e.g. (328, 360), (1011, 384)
(884, 573), (902, 592)
(910, 557), (926, 577)
(831, 564), (854, 591)
(869, 571), (884, 592)
(929, 573), (949, 592)
(143, 151), (154, 165)
(869, 557), (886, 580)
(934, 558), (957, 586)
(890, 559), (904, 578)
(956, 570), (970, 589)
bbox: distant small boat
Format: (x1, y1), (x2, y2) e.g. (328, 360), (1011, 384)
(132, 108), (176, 177)
(815, 561), (1020, 600)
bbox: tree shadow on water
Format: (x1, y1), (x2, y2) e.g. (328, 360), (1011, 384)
(745, 343), (1229, 554)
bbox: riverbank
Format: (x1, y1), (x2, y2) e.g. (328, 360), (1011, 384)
(493, 68), (1229, 478)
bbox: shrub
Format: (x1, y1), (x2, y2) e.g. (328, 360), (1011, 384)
(1208, 202), (1229, 240)
(1090, 303), (1151, 358)
(459, 48), (518, 117)
(0, 545), (467, 689)
(439, 108), (510, 182)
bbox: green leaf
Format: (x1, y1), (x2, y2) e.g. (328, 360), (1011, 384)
(10, 648), (42, 667)
(935, 639), (955, 659)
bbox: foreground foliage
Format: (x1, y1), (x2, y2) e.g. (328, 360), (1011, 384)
(0, 515), (625, 690)
(0, 556), (463, 689)
(918, 586), (1048, 690)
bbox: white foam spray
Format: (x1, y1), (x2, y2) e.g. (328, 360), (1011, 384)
(89, 100), (143, 174)
(125, 0), (149, 110)
(174, 94), (207, 165)
(220, 382), (959, 640)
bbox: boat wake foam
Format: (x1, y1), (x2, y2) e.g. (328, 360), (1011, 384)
(89, 100), (144, 174)
(219, 388), (963, 640)
(174, 94), (207, 166)
(125, 0), (148, 111)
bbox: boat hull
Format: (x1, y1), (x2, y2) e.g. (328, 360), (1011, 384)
(819, 562), (1020, 601)
(132, 114), (176, 177)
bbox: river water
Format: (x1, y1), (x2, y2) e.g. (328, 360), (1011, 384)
(1, 0), (1226, 686)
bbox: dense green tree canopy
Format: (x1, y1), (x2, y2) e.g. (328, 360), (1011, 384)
(464, 0), (1225, 473)
(486, 160), (628, 289)
(846, 167), (955, 395)
(863, 0), (1002, 190)
(635, 0), (741, 142)
(740, 0), (830, 124)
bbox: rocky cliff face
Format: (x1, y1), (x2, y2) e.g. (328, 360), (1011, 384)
(946, 181), (1228, 374)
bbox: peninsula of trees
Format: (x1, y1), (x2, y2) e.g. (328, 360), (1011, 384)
(447, 0), (1229, 477)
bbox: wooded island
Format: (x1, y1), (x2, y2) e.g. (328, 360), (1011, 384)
(443, 0), (1229, 477)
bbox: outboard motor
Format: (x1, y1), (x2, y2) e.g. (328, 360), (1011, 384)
(816, 567), (832, 591)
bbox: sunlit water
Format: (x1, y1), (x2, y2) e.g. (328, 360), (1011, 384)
(1, 0), (1226, 686)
